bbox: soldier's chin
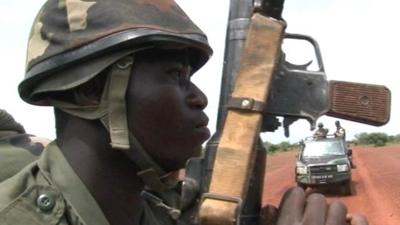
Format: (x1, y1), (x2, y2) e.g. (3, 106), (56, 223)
(192, 145), (203, 158)
(179, 145), (203, 167)
(166, 145), (202, 169)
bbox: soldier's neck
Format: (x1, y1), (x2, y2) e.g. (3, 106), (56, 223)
(56, 115), (145, 225)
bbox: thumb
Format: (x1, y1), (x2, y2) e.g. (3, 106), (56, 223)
(346, 213), (369, 225)
(260, 204), (279, 225)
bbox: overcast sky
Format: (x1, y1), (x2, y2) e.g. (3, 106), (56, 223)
(0, 0), (398, 144)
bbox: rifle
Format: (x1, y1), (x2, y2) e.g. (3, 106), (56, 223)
(181, 0), (391, 225)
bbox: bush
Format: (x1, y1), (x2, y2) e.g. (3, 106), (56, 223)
(374, 139), (385, 147)
(263, 141), (296, 153)
(354, 132), (389, 146)
(268, 144), (280, 153)
(394, 134), (400, 143)
(279, 141), (292, 151)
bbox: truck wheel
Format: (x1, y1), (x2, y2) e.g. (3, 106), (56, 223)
(341, 181), (352, 196)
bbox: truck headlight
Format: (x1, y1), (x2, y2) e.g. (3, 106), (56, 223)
(337, 164), (349, 172)
(296, 166), (307, 174)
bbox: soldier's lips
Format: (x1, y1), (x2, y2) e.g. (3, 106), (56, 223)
(194, 124), (210, 139)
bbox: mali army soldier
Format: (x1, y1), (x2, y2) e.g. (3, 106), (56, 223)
(0, 108), (49, 181)
(0, 109), (25, 138)
(313, 122), (329, 139)
(0, 0), (367, 225)
(334, 120), (346, 140)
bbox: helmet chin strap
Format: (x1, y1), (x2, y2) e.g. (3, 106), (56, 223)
(106, 56), (133, 149)
(103, 55), (173, 192)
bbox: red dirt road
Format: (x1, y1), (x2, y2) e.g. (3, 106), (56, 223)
(262, 145), (400, 225)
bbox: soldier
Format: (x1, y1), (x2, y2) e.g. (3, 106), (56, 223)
(334, 120), (346, 139)
(314, 122), (329, 139)
(0, 109), (25, 137)
(0, 108), (49, 181)
(0, 1), (367, 225)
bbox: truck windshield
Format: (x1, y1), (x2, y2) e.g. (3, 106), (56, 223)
(302, 140), (345, 157)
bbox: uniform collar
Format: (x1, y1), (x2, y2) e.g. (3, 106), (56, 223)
(37, 141), (111, 225)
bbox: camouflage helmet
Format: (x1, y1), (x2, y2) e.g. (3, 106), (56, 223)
(19, 0), (212, 105)
(18, 0), (212, 189)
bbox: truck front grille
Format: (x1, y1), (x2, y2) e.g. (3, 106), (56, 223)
(309, 165), (337, 173)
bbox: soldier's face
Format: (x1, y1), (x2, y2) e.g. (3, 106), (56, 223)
(126, 49), (210, 171)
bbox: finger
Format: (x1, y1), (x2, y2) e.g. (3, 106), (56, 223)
(347, 214), (369, 225)
(301, 193), (327, 225)
(304, 186), (318, 197)
(260, 204), (279, 225)
(325, 201), (347, 225)
(276, 187), (305, 225)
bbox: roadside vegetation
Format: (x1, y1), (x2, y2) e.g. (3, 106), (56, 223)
(263, 141), (298, 154)
(351, 132), (400, 147)
(264, 132), (400, 153)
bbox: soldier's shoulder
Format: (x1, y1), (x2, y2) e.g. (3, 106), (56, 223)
(0, 134), (51, 182)
(0, 158), (67, 225)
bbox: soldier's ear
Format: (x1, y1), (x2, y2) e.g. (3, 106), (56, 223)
(72, 70), (109, 106)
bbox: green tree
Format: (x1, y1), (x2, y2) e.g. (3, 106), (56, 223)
(279, 141), (292, 151)
(354, 132), (389, 146)
(263, 141), (296, 153)
(394, 134), (400, 143)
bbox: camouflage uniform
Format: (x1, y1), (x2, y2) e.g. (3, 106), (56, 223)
(0, 109), (49, 182)
(313, 123), (328, 139)
(334, 127), (346, 139)
(334, 121), (346, 139)
(314, 128), (328, 137)
(0, 142), (186, 225)
(0, 0), (211, 224)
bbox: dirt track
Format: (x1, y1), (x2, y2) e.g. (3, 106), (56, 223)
(262, 145), (400, 225)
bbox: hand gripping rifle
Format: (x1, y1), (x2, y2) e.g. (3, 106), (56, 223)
(181, 1), (391, 225)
